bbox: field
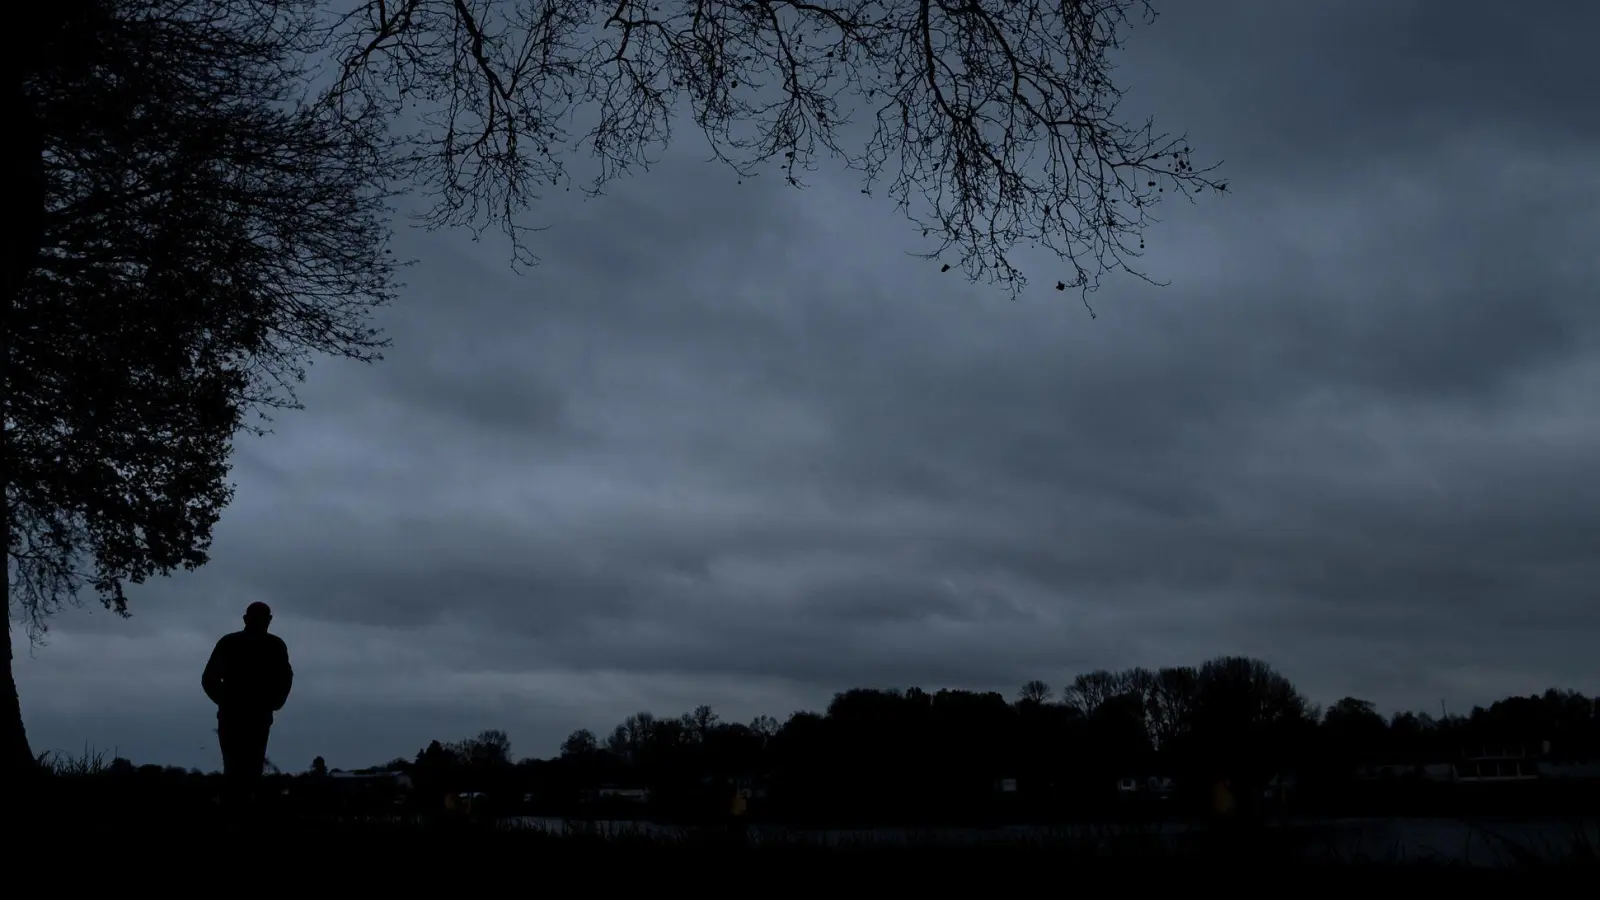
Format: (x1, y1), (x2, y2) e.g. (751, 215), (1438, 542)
(14, 750), (1596, 885)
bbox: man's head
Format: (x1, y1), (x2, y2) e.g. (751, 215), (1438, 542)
(243, 602), (273, 633)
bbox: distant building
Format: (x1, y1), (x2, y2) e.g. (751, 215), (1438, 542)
(1116, 775), (1175, 797)
(1355, 763), (1416, 781)
(325, 768), (414, 809)
(329, 768), (413, 790)
(1453, 743), (1545, 782)
(444, 791), (485, 813)
(1418, 762), (1455, 782)
(589, 786), (650, 803)
(1542, 761), (1600, 780)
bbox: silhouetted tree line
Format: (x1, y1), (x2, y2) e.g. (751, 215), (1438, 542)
(351, 656), (1599, 825)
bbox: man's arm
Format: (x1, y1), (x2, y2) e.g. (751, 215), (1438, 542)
(201, 639), (225, 706)
(270, 638), (294, 712)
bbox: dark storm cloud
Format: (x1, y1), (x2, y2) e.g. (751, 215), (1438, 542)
(15, 0), (1599, 770)
(1128, 0), (1600, 174)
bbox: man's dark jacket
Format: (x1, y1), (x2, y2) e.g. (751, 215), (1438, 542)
(202, 630), (293, 715)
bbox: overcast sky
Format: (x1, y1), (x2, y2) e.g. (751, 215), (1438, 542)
(15, 0), (1599, 772)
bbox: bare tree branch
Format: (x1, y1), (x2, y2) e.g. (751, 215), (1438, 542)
(320, 0), (1224, 297)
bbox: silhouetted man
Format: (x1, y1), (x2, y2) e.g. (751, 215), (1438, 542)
(203, 602), (293, 808)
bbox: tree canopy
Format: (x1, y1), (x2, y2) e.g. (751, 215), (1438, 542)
(11, 0), (396, 638)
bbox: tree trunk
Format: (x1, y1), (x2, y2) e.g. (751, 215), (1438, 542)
(2, 618), (34, 778)
(6, 14), (49, 793)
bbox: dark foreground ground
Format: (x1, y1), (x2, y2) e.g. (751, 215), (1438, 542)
(15, 795), (1596, 889)
(11, 756), (1595, 886)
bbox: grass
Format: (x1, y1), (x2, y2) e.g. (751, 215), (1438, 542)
(34, 743), (115, 777)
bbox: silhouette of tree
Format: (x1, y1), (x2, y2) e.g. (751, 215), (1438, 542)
(322, 0), (1223, 297)
(648, 716), (691, 754)
(1187, 656), (1314, 806)
(416, 740), (455, 767)
(1385, 710), (1431, 761)
(1121, 666), (1157, 709)
(453, 729), (513, 767)
(6, 0), (396, 772)
(1062, 669), (1121, 718)
(1318, 697), (1388, 778)
(560, 729), (600, 759)
(1147, 665), (1199, 751)
(705, 720), (765, 776)
(310, 756), (328, 777)
(684, 705), (721, 743)
(1323, 698), (1386, 740)
(748, 715), (781, 746)
(1087, 690), (1152, 770)
(1536, 689), (1599, 758)
(1017, 680), (1053, 705)
(607, 711), (659, 764)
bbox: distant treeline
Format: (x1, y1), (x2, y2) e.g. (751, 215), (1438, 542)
(63, 655), (1599, 825)
(344, 656), (1596, 823)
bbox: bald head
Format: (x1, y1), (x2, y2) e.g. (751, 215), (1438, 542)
(243, 602), (272, 633)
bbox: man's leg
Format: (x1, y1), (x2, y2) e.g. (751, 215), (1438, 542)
(219, 713), (270, 813)
(218, 714), (245, 813)
(244, 718), (271, 806)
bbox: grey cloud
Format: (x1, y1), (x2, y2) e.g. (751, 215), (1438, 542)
(1127, 1), (1600, 180)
